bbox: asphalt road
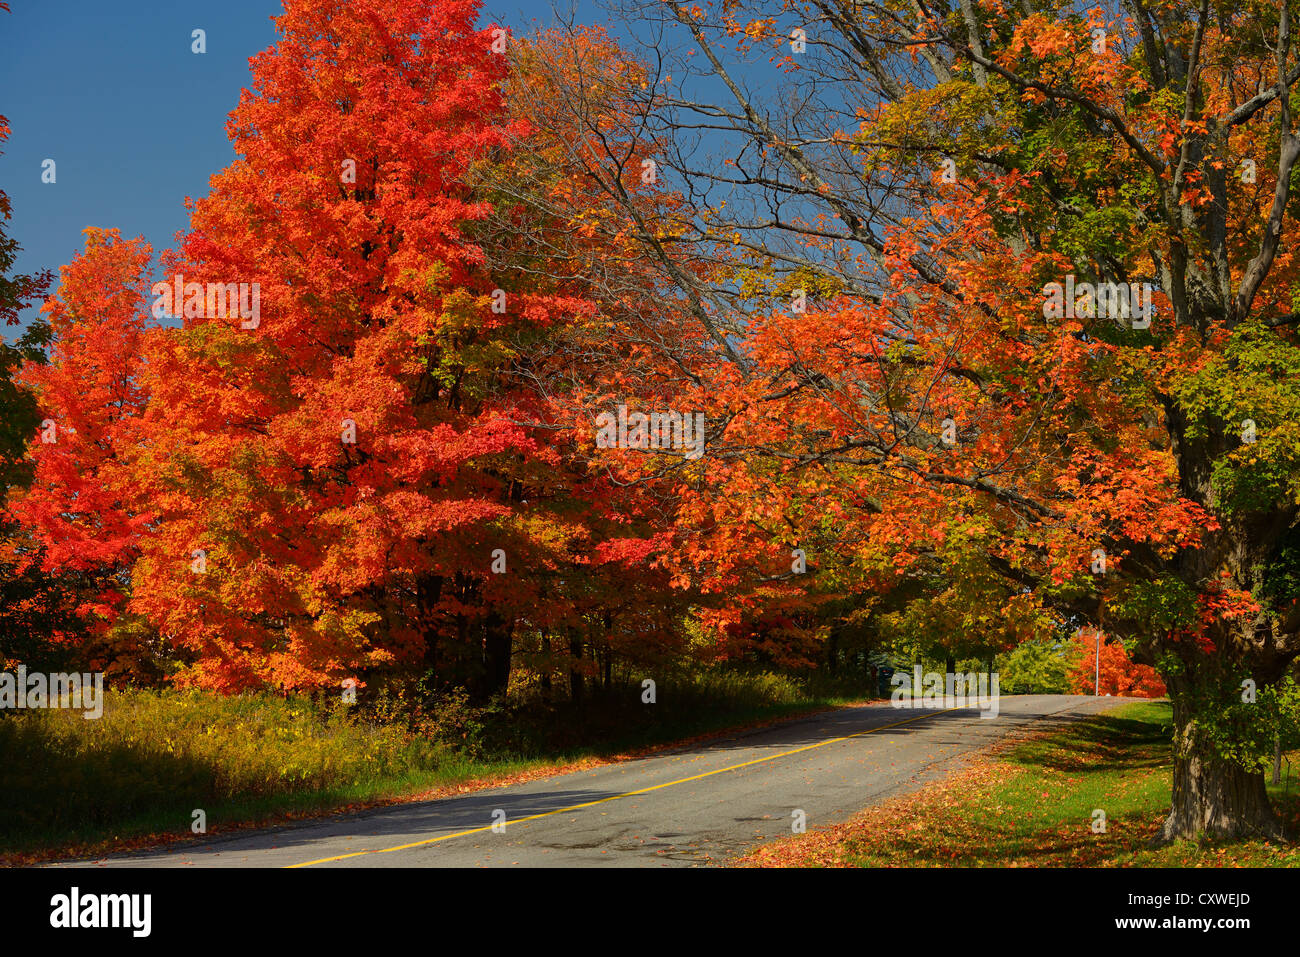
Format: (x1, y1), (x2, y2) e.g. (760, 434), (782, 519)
(57, 694), (1122, 869)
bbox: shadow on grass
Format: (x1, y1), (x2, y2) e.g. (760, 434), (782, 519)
(1, 724), (233, 848)
(1003, 704), (1172, 774)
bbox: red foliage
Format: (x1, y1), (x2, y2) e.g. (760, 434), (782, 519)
(1066, 629), (1166, 698)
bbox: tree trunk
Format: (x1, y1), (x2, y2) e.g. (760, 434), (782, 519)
(602, 610), (613, 691)
(540, 634), (551, 695)
(417, 571), (444, 692)
(478, 610), (512, 703)
(568, 628), (584, 705)
(1157, 687), (1284, 843)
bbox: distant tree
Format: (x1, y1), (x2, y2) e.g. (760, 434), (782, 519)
(996, 638), (1073, 695)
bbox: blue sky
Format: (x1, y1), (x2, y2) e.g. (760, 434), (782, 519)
(0, 0), (597, 338)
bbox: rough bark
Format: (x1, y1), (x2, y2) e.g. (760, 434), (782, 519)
(1157, 681), (1285, 844)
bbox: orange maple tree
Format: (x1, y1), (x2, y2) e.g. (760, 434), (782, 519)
(1067, 629), (1167, 698)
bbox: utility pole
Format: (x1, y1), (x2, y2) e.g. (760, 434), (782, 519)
(1095, 630), (1100, 696)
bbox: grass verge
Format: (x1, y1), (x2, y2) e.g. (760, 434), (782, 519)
(736, 700), (1300, 867)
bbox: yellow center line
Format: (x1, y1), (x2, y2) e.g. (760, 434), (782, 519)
(287, 705), (963, 867)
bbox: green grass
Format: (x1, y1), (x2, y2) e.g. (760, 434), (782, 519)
(836, 701), (1300, 866)
(0, 670), (872, 859)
